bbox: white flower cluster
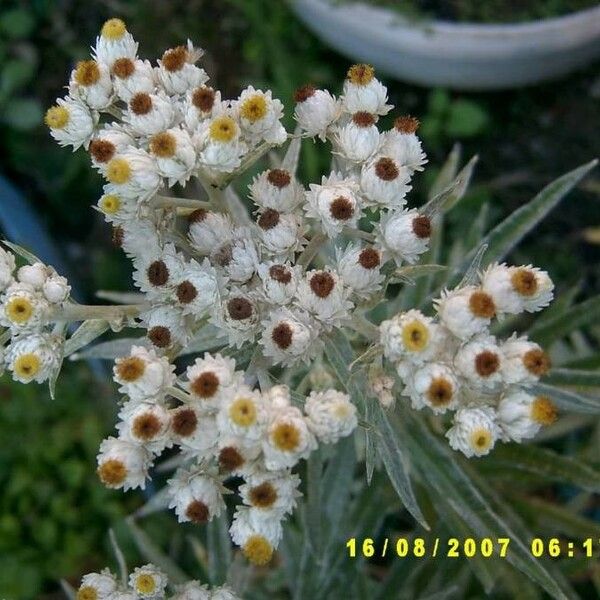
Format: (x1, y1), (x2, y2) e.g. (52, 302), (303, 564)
(76, 563), (240, 600)
(44, 20), (430, 364)
(380, 263), (557, 458)
(98, 349), (356, 564)
(0, 245), (70, 385)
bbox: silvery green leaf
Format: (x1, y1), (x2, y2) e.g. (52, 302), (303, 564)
(72, 336), (149, 360)
(529, 295), (600, 346)
(543, 368), (600, 387)
(207, 513), (232, 585)
(126, 519), (188, 584)
(282, 130), (302, 175)
(2, 239), (42, 265)
(391, 264), (447, 285)
(109, 528), (128, 585)
(457, 243), (488, 288)
(223, 185), (251, 226)
(60, 580), (76, 600)
(305, 450), (324, 558)
(64, 319), (110, 357)
(131, 486), (170, 519)
(177, 324), (227, 356)
(48, 352), (63, 400)
(96, 290), (146, 304)
(428, 144), (461, 200)
(526, 382), (600, 414)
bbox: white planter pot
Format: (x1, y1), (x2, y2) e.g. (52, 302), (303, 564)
(291, 0), (600, 90)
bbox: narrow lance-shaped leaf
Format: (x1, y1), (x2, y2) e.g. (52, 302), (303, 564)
(526, 382), (600, 415)
(543, 368), (600, 388)
(427, 143), (461, 201)
(64, 319), (110, 357)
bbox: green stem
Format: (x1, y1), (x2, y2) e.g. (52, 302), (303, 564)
(152, 195), (212, 210)
(54, 304), (145, 322)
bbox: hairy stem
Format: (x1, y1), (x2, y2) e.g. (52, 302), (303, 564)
(152, 195), (213, 210)
(54, 303), (145, 322)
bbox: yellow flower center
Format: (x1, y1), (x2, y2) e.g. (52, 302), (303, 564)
(243, 535), (273, 566)
(97, 459), (127, 486)
(74, 60), (101, 86)
(76, 587), (98, 600)
(45, 106), (70, 129)
(6, 297), (33, 324)
(402, 320), (429, 352)
(106, 158), (131, 184)
(271, 422), (300, 452)
(14, 354), (41, 380)
(101, 18), (127, 40)
(240, 94), (268, 122)
(135, 574), (157, 594)
(229, 397), (257, 427)
(99, 194), (121, 215)
(333, 403), (351, 419)
(209, 116), (237, 142)
(531, 396), (558, 426)
(347, 63), (374, 86)
(469, 428), (492, 454)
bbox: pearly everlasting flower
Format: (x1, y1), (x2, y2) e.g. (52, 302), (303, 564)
(96, 436), (152, 490)
(89, 125), (135, 172)
(375, 208), (431, 265)
(216, 436), (262, 476)
(171, 258), (219, 316)
(360, 155), (411, 208)
(142, 304), (191, 349)
(304, 389), (357, 443)
(44, 97), (96, 150)
(188, 209), (235, 255)
(77, 570), (118, 600)
(482, 263), (554, 314)
(501, 335), (551, 384)
(69, 59), (114, 109)
(184, 85), (223, 130)
(454, 335), (503, 390)
(236, 86), (287, 145)
(0, 246), (16, 291)
(304, 172), (362, 237)
(105, 147), (161, 199)
(341, 64), (392, 116)
(132, 243), (184, 298)
(256, 209), (305, 257)
(117, 401), (172, 454)
(5, 333), (61, 384)
(230, 506), (282, 565)
(249, 168), (304, 212)
(167, 467), (226, 524)
(129, 564), (168, 599)
(259, 307), (320, 366)
(497, 390), (557, 442)
(446, 406), (501, 458)
(171, 581), (212, 600)
(211, 229), (260, 283)
(93, 18), (138, 67)
(125, 91), (176, 136)
(293, 85), (340, 140)
(212, 290), (260, 348)
(217, 386), (268, 443)
(405, 363), (460, 414)
(171, 407), (219, 456)
(239, 470), (301, 517)
(295, 268), (354, 328)
(149, 127), (197, 186)
(198, 112), (247, 172)
(435, 286), (496, 341)
(380, 116), (428, 173)
(333, 112), (381, 162)
(113, 345), (175, 401)
(379, 309), (438, 364)
(1, 281), (49, 331)
(257, 262), (299, 305)
(156, 41), (208, 95)
(336, 243), (384, 298)
(112, 57), (156, 102)
(16, 262), (47, 289)
(42, 273), (71, 304)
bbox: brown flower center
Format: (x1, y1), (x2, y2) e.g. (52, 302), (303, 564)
(469, 291), (496, 319)
(269, 264), (292, 284)
(227, 297), (253, 320)
(523, 348), (551, 376)
(74, 60), (101, 86)
(374, 157), (399, 181)
(358, 247), (381, 269)
(130, 92), (153, 115)
(147, 260), (169, 286)
(249, 482), (278, 508)
(162, 45), (188, 72)
(213, 244), (233, 267)
(89, 139), (116, 163)
(148, 326), (171, 348)
(294, 84), (316, 103)
(218, 446), (245, 472)
(531, 396), (558, 426)
(271, 422), (300, 451)
(186, 500), (209, 523)
(97, 459), (127, 486)
(172, 407), (198, 437)
(149, 131), (177, 158)
(475, 351), (500, 377)
(188, 208), (208, 224)
(190, 372), (220, 398)
(272, 322), (293, 349)
(132, 413), (162, 440)
(310, 272), (335, 298)
(115, 356), (145, 382)
(192, 86), (215, 112)
(394, 115), (420, 134)
(258, 208), (280, 230)
(347, 63), (374, 86)
(427, 378), (453, 406)
(112, 57), (135, 79)
(176, 281), (198, 304)
(412, 215), (431, 239)
(511, 268), (538, 296)
(267, 168), (291, 188)
(329, 196), (354, 221)
(352, 111), (376, 127)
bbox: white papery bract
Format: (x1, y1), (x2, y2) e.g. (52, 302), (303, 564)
(446, 406), (501, 458)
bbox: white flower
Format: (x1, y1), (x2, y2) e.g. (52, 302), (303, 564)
(375, 208), (431, 265)
(171, 407), (219, 457)
(89, 124), (135, 172)
(256, 209), (305, 257)
(184, 86), (223, 131)
(17, 262), (47, 289)
(295, 268), (354, 328)
(446, 406), (500, 458)
(96, 436), (152, 490)
(259, 307), (320, 366)
(211, 586), (242, 600)
(77, 570), (118, 600)
(129, 564), (168, 599)
(211, 290), (260, 348)
(171, 258), (219, 316)
(216, 436), (262, 476)
(112, 58), (156, 102)
(149, 127), (197, 186)
(42, 273), (71, 304)
(239, 470), (301, 516)
(119, 219), (162, 258)
(434, 286), (496, 341)
(125, 91), (176, 136)
(69, 59), (114, 109)
(380, 116), (427, 173)
(249, 168), (304, 212)
(293, 85), (340, 140)
(217, 385), (268, 443)
(405, 363), (460, 414)
(333, 112), (381, 162)
(104, 147), (161, 199)
(5, 333), (61, 384)
(198, 112), (247, 172)
(341, 64), (391, 115)
(262, 405), (317, 470)
(1, 281), (49, 331)
(482, 263), (554, 314)
(454, 335), (503, 390)
(93, 18), (138, 67)
(0, 246), (16, 291)
(379, 309), (438, 364)
(304, 172), (362, 237)
(183, 353), (242, 410)
(235, 85), (287, 145)
(497, 390), (542, 442)
(335, 243), (384, 299)
(116, 401), (172, 454)
(97, 188), (139, 224)
(304, 389), (357, 443)
(501, 335), (550, 384)
(257, 262), (299, 305)
(113, 345), (175, 402)
(132, 243), (184, 298)
(45, 97), (96, 150)
(211, 228), (260, 283)
(188, 210), (235, 255)
(167, 467), (226, 524)
(142, 304), (191, 350)
(229, 506), (282, 565)
(360, 155), (411, 208)
(156, 41), (208, 95)
(171, 581), (212, 600)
